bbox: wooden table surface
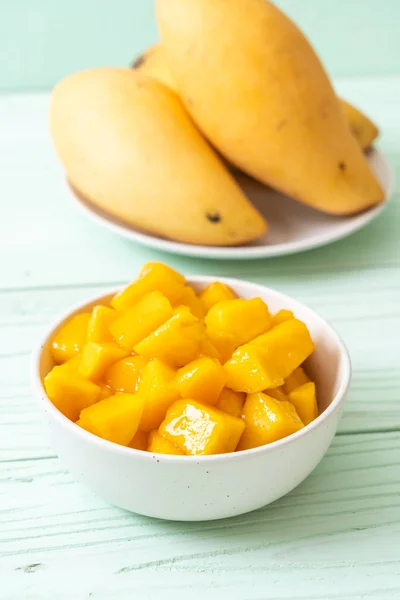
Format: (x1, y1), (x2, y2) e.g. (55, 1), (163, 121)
(1, 76), (399, 599)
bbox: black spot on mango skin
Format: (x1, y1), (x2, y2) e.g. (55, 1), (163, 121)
(338, 161), (346, 171)
(206, 212), (222, 223)
(131, 53), (146, 69)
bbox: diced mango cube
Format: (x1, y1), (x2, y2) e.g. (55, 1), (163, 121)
(270, 309), (294, 328)
(134, 307), (205, 367)
(206, 297), (271, 348)
(110, 291), (173, 351)
(51, 313), (91, 364)
(215, 388), (246, 418)
(283, 366), (311, 394)
(111, 263), (185, 311)
(264, 386), (288, 402)
(62, 354), (82, 371)
(176, 357), (226, 405)
(44, 365), (100, 421)
(224, 319), (314, 392)
(136, 360), (179, 431)
(104, 355), (147, 393)
(87, 305), (116, 343)
(147, 430), (184, 455)
(159, 400), (245, 455)
(199, 282), (237, 313)
(224, 345), (273, 393)
(238, 393), (304, 450)
(79, 393), (144, 446)
(128, 430), (149, 450)
(175, 285), (205, 319)
(289, 382), (318, 425)
(78, 342), (128, 380)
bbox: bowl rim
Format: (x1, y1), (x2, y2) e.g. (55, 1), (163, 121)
(31, 275), (352, 464)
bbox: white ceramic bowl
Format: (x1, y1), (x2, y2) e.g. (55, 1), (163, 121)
(31, 277), (351, 521)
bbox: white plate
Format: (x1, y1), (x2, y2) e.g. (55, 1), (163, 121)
(69, 148), (395, 260)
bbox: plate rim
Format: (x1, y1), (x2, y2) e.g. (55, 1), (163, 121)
(68, 148), (396, 260)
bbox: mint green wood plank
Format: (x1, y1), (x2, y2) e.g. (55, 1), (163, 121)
(1, 433), (399, 599)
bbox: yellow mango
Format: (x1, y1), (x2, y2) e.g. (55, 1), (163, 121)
(175, 285), (205, 319)
(51, 313), (91, 364)
(132, 44), (177, 92)
(176, 357), (226, 405)
(87, 305), (116, 343)
(225, 319), (315, 393)
(110, 291), (173, 351)
(159, 399), (244, 455)
(104, 355), (147, 393)
(44, 365), (100, 421)
(264, 386), (288, 402)
(147, 430), (184, 455)
(215, 388), (246, 418)
(136, 359), (179, 431)
(341, 100), (379, 150)
(78, 342), (128, 380)
(283, 366), (311, 394)
(111, 263), (185, 311)
(157, 0), (383, 215)
(238, 393), (304, 451)
(289, 382), (318, 426)
(133, 44), (378, 152)
(199, 282), (237, 313)
(128, 430), (149, 451)
(79, 393), (144, 446)
(205, 298), (271, 360)
(270, 309), (294, 328)
(134, 306), (205, 367)
(51, 70), (267, 246)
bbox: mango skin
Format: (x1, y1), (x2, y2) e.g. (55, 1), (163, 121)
(50, 68), (267, 245)
(157, 0), (384, 214)
(135, 44), (379, 153)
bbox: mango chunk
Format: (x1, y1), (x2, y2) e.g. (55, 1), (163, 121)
(78, 342), (128, 380)
(147, 430), (184, 455)
(205, 298), (271, 361)
(264, 386), (288, 402)
(215, 388), (246, 418)
(44, 365), (100, 421)
(198, 336), (221, 360)
(289, 382), (318, 426)
(111, 262), (185, 311)
(128, 430), (149, 450)
(159, 399), (244, 455)
(238, 393), (304, 451)
(134, 306), (205, 367)
(199, 281), (237, 313)
(87, 305), (116, 343)
(104, 355), (147, 393)
(110, 290), (173, 351)
(51, 313), (91, 364)
(136, 359), (179, 431)
(224, 319), (315, 392)
(283, 366), (311, 394)
(176, 357), (226, 405)
(270, 309), (294, 328)
(79, 393), (144, 446)
(175, 285), (205, 319)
